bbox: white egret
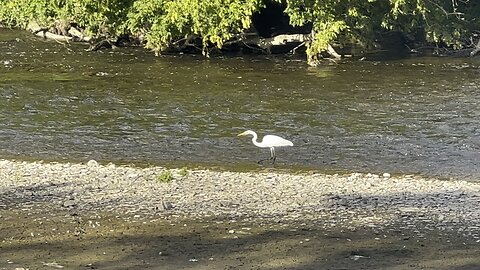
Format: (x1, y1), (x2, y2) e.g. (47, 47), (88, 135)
(238, 130), (293, 164)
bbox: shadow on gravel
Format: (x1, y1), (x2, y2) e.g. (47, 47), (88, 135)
(1, 209), (479, 270)
(1, 183), (480, 269)
(0, 181), (132, 212)
(0, 181), (79, 205)
(1, 180), (478, 215)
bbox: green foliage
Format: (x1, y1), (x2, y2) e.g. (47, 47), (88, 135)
(0, 0), (479, 61)
(283, 0), (480, 62)
(0, 0), (58, 27)
(0, 0), (133, 37)
(381, 0), (480, 49)
(128, 0), (263, 55)
(58, 0), (134, 38)
(283, 0), (389, 62)
(0, 0), (263, 54)
(157, 169), (173, 183)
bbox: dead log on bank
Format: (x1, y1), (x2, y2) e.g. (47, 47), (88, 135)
(27, 21), (91, 43)
(245, 33), (309, 52)
(470, 39), (480, 57)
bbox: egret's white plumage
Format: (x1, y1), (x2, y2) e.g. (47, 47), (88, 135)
(238, 130), (293, 164)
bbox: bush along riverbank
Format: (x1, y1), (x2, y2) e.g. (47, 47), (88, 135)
(0, 0), (479, 65)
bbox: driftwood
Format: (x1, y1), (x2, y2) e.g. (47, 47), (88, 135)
(242, 33), (309, 52)
(23, 21), (342, 59)
(68, 26), (91, 42)
(28, 22), (73, 42)
(470, 39), (480, 57)
(326, 44), (342, 59)
(27, 21), (90, 43)
(242, 33), (343, 60)
(87, 39), (114, 51)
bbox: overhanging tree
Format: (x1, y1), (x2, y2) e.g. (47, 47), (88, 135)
(0, 0), (478, 63)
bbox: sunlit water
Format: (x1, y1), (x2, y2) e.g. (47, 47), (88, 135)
(1, 29), (479, 179)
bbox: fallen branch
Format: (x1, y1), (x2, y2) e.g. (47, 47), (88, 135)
(326, 44), (342, 59)
(290, 41), (306, 54)
(27, 21), (91, 43)
(470, 39), (480, 57)
(68, 26), (91, 42)
(87, 39), (113, 51)
(232, 33), (310, 54)
(36, 31), (73, 42)
(28, 22), (73, 42)
(255, 34), (310, 51)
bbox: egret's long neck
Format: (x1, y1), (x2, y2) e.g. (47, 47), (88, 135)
(250, 132), (262, 147)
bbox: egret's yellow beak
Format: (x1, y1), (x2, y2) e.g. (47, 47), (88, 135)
(237, 131), (247, 136)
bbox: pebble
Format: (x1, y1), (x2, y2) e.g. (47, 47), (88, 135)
(87, 160), (98, 167)
(63, 200), (77, 208)
(161, 201), (173, 211)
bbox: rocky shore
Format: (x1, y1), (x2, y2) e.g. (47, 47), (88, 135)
(1, 159), (479, 234)
(1, 159), (480, 269)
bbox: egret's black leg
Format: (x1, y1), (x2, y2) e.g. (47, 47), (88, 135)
(270, 147), (276, 164)
(258, 147), (277, 165)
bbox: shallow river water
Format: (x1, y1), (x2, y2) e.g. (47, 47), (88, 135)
(1, 29), (479, 179)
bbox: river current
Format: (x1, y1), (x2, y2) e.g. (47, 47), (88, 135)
(1, 29), (479, 179)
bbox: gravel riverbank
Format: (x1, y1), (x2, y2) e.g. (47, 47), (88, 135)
(1, 159), (480, 233)
(1, 159), (480, 269)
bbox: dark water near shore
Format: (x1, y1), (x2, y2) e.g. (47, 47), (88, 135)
(1, 29), (479, 179)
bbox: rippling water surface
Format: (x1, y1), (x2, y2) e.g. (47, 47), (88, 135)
(1, 29), (479, 179)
